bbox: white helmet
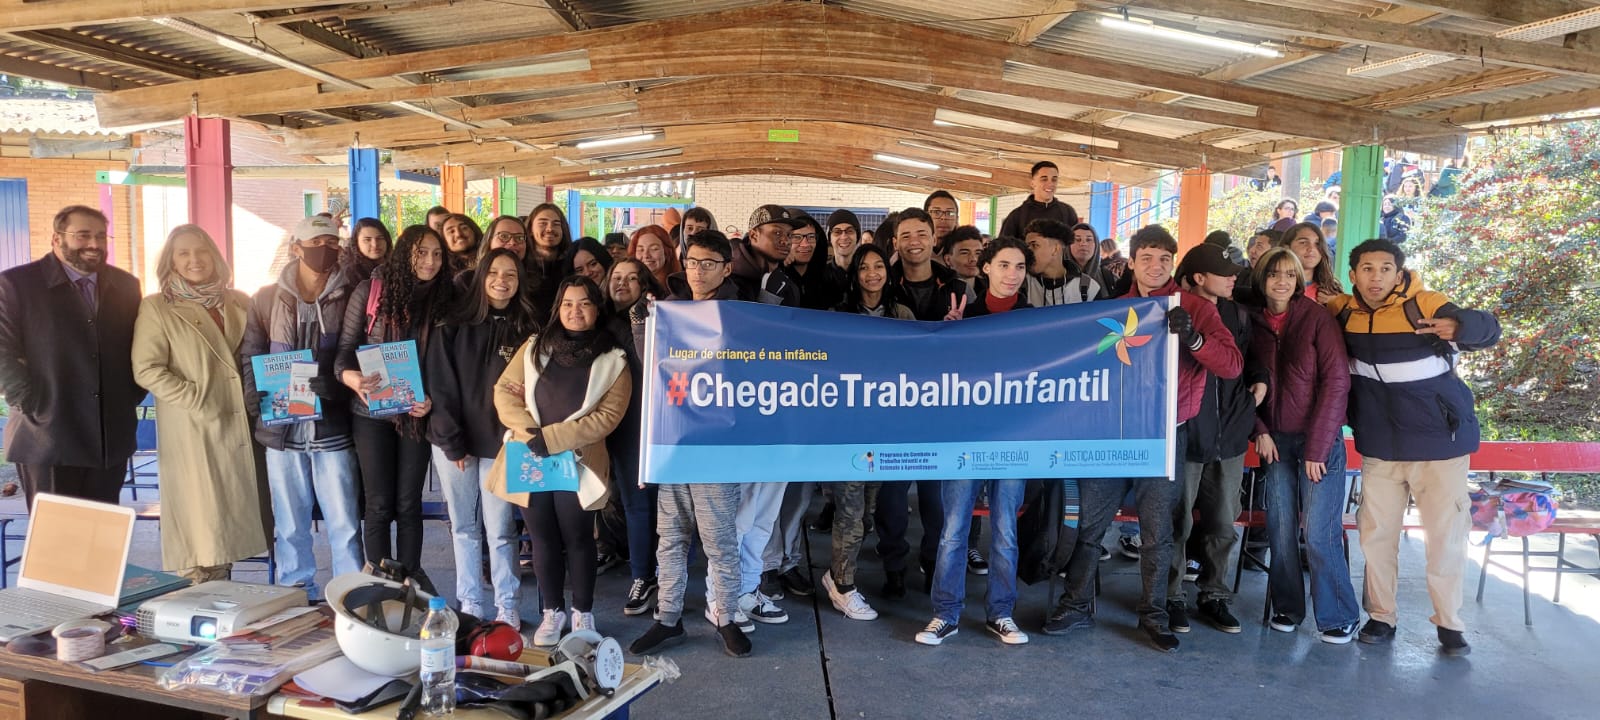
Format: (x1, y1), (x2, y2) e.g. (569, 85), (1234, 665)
(326, 571), (439, 677)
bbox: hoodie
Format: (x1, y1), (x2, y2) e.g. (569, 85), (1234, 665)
(1122, 278), (1242, 424)
(999, 197), (1080, 239)
(240, 260), (353, 451)
(1027, 247), (1114, 307)
(888, 260), (968, 321)
(1325, 270), (1500, 462)
(730, 238), (801, 306)
(425, 309), (533, 461)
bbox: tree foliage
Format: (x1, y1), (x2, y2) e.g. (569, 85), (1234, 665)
(1407, 122), (1600, 439)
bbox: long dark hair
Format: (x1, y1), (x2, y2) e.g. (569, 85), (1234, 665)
(563, 236), (614, 279)
(840, 243), (903, 314)
(525, 203), (573, 262)
(442, 213), (482, 273)
(343, 217), (392, 281)
(608, 257), (666, 314)
(532, 276), (615, 372)
(374, 224), (450, 334)
(1277, 221), (1343, 294)
(454, 248), (540, 334)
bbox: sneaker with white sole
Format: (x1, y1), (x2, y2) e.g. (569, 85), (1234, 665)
(1117, 535), (1141, 560)
(1320, 621), (1359, 645)
(986, 617), (1029, 645)
(705, 604), (754, 634)
(967, 549), (989, 575)
(623, 577), (657, 617)
(739, 591), (788, 624)
(531, 609), (566, 647)
(571, 610), (596, 634)
(495, 609), (522, 631)
(914, 618), (959, 646)
(821, 571), (878, 621)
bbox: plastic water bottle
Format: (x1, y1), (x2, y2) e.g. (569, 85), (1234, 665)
(419, 596), (458, 716)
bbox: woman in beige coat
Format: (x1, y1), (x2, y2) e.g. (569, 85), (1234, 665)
(490, 276), (629, 648)
(131, 225), (269, 582)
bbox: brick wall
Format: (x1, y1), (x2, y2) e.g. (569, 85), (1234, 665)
(0, 156), (134, 270)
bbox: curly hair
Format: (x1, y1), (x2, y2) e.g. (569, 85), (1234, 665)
(375, 224), (449, 333)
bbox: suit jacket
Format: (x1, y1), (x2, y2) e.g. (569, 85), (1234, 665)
(0, 253), (143, 468)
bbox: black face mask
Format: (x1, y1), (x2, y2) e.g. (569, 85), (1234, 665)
(300, 244), (340, 273)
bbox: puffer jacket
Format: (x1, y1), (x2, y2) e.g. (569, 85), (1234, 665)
(1249, 293), (1349, 463)
(1188, 297), (1266, 462)
(1325, 270), (1500, 462)
(1122, 278), (1242, 424)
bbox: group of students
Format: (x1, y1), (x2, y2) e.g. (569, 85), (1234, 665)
(0, 157), (1499, 663)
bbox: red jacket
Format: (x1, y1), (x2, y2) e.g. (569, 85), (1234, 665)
(1248, 294), (1349, 463)
(1123, 279), (1241, 424)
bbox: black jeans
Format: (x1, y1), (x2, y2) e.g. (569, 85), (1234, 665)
(1060, 423), (1187, 630)
(17, 463), (125, 508)
(521, 491), (597, 612)
(351, 415), (430, 572)
(874, 480), (944, 574)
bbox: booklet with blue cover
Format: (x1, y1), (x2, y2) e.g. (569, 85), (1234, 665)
(355, 340), (425, 418)
(504, 444), (580, 493)
(250, 349), (321, 426)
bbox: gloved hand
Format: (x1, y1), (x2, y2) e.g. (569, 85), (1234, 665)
(1168, 306), (1204, 351)
(307, 375), (336, 400)
(524, 427), (550, 457)
(628, 295), (652, 325)
(762, 271), (792, 303)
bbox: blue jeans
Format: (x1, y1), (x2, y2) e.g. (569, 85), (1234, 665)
(432, 447), (522, 617)
(1264, 433), (1360, 631)
(265, 447), (363, 601)
(733, 482), (787, 595)
(931, 479), (1025, 624)
(612, 450), (657, 582)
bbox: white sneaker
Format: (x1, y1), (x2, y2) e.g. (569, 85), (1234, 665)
(531, 609), (566, 647)
(739, 591), (789, 624)
(914, 618), (959, 646)
(986, 617), (1030, 645)
(571, 610), (596, 634)
(705, 603), (754, 634)
(495, 609), (521, 631)
(822, 571), (878, 621)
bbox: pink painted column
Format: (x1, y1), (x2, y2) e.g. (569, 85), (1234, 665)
(184, 116), (234, 261)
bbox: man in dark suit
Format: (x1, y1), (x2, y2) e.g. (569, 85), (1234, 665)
(0, 204), (144, 507)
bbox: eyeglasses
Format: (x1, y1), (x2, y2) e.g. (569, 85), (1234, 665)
(685, 258), (728, 271)
(62, 231), (110, 243)
(790, 233), (818, 244)
(492, 232), (528, 244)
(928, 210), (958, 220)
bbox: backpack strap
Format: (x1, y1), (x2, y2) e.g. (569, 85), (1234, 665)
(365, 276), (384, 335)
(1335, 305), (1353, 330)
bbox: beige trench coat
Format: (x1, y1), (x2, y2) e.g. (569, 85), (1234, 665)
(131, 291), (269, 570)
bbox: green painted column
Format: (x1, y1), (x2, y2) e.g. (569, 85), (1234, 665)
(497, 176), (517, 216)
(1336, 145), (1383, 282)
(988, 196), (999, 236)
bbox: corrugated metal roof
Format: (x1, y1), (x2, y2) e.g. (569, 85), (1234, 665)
(833, 0), (1045, 41)
(564, 0), (765, 28)
(334, 1), (572, 53)
(60, 21), (280, 76)
(1032, 12), (1270, 77)
(0, 97), (115, 135)
(1237, 45), (1489, 102)
(1401, 76), (1600, 116)
(1000, 63), (1155, 100)
(0, 36), (169, 86)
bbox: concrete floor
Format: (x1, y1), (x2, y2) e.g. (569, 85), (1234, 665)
(4, 481), (1599, 720)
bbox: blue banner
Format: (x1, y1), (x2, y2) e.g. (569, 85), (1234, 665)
(640, 297), (1178, 483)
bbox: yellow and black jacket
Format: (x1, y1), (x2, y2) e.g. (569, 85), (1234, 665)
(1325, 270), (1500, 462)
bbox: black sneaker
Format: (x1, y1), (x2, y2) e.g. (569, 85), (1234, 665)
(1117, 535), (1140, 560)
(1197, 599), (1242, 634)
(1167, 601), (1191, 633)
(1042, 606), (1094, 636)
(914, 618), (959, 646)
(1099, 545), (1111, 561)
(863, 514), (874, 534)
(1358, 619), (1396, 645)
(623, 577), (657, 616)
(718, 622), (752, 658)
(1437, 627), (1471, 657)
(759, 569), (784, 600)
(882, 570), (906, 599)
(1321, 621), (1360, 645)
(595, 552), (624, 576)
(779, 566), (815, 597)
(967, 549), (989, 575)
(1144, 624), (1180, 653)
(808, 502), (835, 533)
(628, 621), (684, 655)
(1269, 614), (1298, 633)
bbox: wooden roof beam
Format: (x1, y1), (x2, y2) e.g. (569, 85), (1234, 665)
(528, 159), (1032, 197)
(1010, 1), (1081, 44)
(0, 0), (348, 32)
(92, 2), (1463, 152)
(1380, 1), (1594, 25)
(1420, 86), (1600, 125)
(9, 28), (223, 80)
(1128, 0), (1600, 79)
(0, 54), (144, 91)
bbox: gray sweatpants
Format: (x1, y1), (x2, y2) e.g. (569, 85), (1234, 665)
(655, 482), (742, 626)
(763, 482), (814, 574)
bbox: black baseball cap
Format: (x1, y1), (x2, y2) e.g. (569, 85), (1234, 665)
(1178, 243), (1244, 279)
(748, 204), (807, 231)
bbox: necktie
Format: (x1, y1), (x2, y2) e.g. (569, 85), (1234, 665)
(77, 277), (96, 315)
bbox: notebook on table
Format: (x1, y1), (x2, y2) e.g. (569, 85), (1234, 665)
(0, 494), (136, 642)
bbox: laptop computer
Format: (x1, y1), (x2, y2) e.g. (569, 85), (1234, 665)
(0, 493), (136, 642)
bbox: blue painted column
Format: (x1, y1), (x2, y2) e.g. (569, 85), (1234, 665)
(1088, 181), (1113, 239)
(565, 189), (582, 239)
(348, 147), (380, 225)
